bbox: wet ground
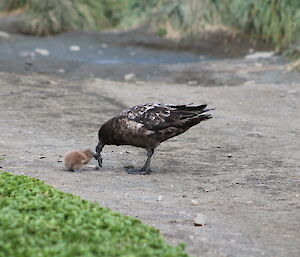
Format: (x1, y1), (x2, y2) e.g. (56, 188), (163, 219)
(0, 29), (300, 257)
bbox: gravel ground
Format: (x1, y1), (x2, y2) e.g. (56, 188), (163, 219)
(0, 30), (299, 257)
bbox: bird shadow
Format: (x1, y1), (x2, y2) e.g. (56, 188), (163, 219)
(124, 167), (153, 175)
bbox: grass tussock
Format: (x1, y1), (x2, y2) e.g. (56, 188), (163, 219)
(0, 172), (189, 257)
(226, 0), (300, 50)
(151, 0), (223, 39)
(0, 0), (117, 36)
(151, 0), (300, 50)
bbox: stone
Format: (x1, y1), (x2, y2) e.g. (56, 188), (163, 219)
(35, 48), (50, 56)
(0, 31), (10, 39)
(191, 200), (198, 206)
(69, 45), (80, 51)
(244, 51), (274, 60)
(124, 73), (136, 81)
(194, 213), (207, 226)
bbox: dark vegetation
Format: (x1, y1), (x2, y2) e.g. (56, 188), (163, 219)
(0, 172), (189, 257)
(0, 0), (299, 51)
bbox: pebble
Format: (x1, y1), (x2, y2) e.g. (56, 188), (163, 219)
(0, 31), (10, 39)
(191, 200), (198, 206)
(187, 80), (198, 85)
(244, 51), (274, 60)
(69, 45), (80, 51)
(58, 69), (65, 73)
(227, 153), (232, 158)
(157, 195), (163, 201)
(246, 131), (263, 138)
(243, 80), (255, 86)
(101, 43), (108, 48)
(124, 73), (136, 81)
(194, 213), (207, 226)
(123, 162), (135, 169)
(35, 48), (50, 56)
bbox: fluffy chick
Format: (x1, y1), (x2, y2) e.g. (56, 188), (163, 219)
(64, 149), (95, 171)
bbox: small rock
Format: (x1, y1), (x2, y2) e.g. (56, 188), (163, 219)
(58, 69), (65, 73)
(243, 80), (255, 86)
(130, 51), (136, 56)
(227, 153), (232, 158)
(187, 80), (198, 85)
(279, 93), (286, 97)
(124, 73), (136, 81)
(25, 60), (33, 66)
(191, 200), (198, 206)
(244, 51), (274, 60)
(69, 45), (80, 51)
(86, 164), (97, 169)
(157, 195), (163, 201)
(98, 50), (103, 55)
(0, 31), (10, 39)
(38, 155), (46, 159)
(246, 131), (263, 138)
(101, 43), (108, 48)
(248, 48), (254, 53)
(35, 48), (50, 56)
(194, 213), (207, 226)
(123, 162), (135, 169)
(20, 157), (25, 159)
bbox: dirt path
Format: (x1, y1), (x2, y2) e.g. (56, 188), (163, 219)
(0, 31), (299, 257)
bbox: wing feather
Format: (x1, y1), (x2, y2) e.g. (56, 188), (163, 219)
(120, 103), (212, 132)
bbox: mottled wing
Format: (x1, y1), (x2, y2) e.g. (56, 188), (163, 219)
(120, 103), (208, 131)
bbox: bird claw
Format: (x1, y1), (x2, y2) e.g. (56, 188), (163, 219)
(97, 157), (103, 168)
(94, 153), (103, 168)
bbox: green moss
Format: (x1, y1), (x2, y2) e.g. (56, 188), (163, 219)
(0, 172), (189, 257)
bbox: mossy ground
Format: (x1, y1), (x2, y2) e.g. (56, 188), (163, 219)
(0, 172), (189, 257)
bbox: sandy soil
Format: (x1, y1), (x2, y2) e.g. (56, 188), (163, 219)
(0, 29), (299, 257)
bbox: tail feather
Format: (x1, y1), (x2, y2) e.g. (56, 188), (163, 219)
(185, 113), (212, 127)
(170, 104), (207, 112)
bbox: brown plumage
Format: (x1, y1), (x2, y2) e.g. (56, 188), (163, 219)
(95, 103), (214, 174)
(64, 149), (95, 171)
